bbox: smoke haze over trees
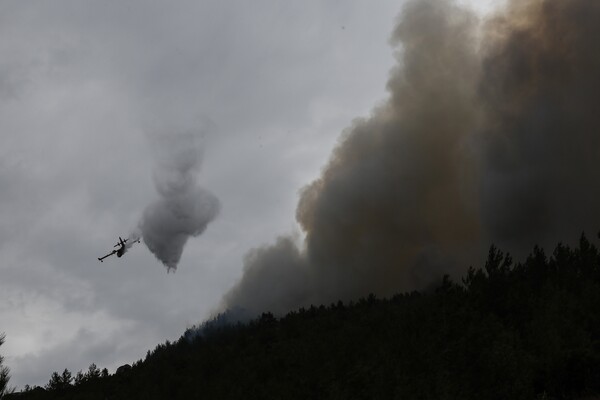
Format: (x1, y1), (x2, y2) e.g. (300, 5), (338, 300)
(222, 0), (600, 316)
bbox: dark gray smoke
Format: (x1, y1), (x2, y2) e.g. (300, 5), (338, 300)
(222, 0), (600, 315)
(478, 0), (600, 253)
(139, 125), (220, 272)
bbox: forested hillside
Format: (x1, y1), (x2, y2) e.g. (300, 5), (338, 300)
(9, 235), (600, 399)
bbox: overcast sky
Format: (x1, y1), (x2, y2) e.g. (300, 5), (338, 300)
(0, 0), (499, 388)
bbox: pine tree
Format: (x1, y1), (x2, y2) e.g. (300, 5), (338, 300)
(0, 334), (13, 398)
(45, 369), (73, 392)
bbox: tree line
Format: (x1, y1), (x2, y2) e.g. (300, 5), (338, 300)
(4, 233), (600, 399)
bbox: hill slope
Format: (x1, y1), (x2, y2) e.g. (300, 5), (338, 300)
(10, 235), (600, 399)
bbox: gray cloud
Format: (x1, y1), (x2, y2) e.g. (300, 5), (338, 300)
(222, 0), (600, 316)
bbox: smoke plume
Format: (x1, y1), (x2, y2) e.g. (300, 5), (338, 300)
(139, 124), (220, 272)
(222, 0), (600, 315)
(478, 0), (600, 252)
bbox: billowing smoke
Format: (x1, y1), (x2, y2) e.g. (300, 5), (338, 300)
(477, 0), (600, 252)
(139, 124), (220, 272)
(222, 0), (600, 315)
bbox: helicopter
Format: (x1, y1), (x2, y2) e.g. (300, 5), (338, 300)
(98, 236), (140, 262)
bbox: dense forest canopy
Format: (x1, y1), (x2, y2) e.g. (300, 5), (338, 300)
(7, 234), (600, 399)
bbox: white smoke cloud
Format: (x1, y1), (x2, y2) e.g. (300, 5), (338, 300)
(138, 122), (220, 271)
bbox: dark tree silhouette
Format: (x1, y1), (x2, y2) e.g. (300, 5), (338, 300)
(44, 369), (72, 392)
(0, 333), (13, 399)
